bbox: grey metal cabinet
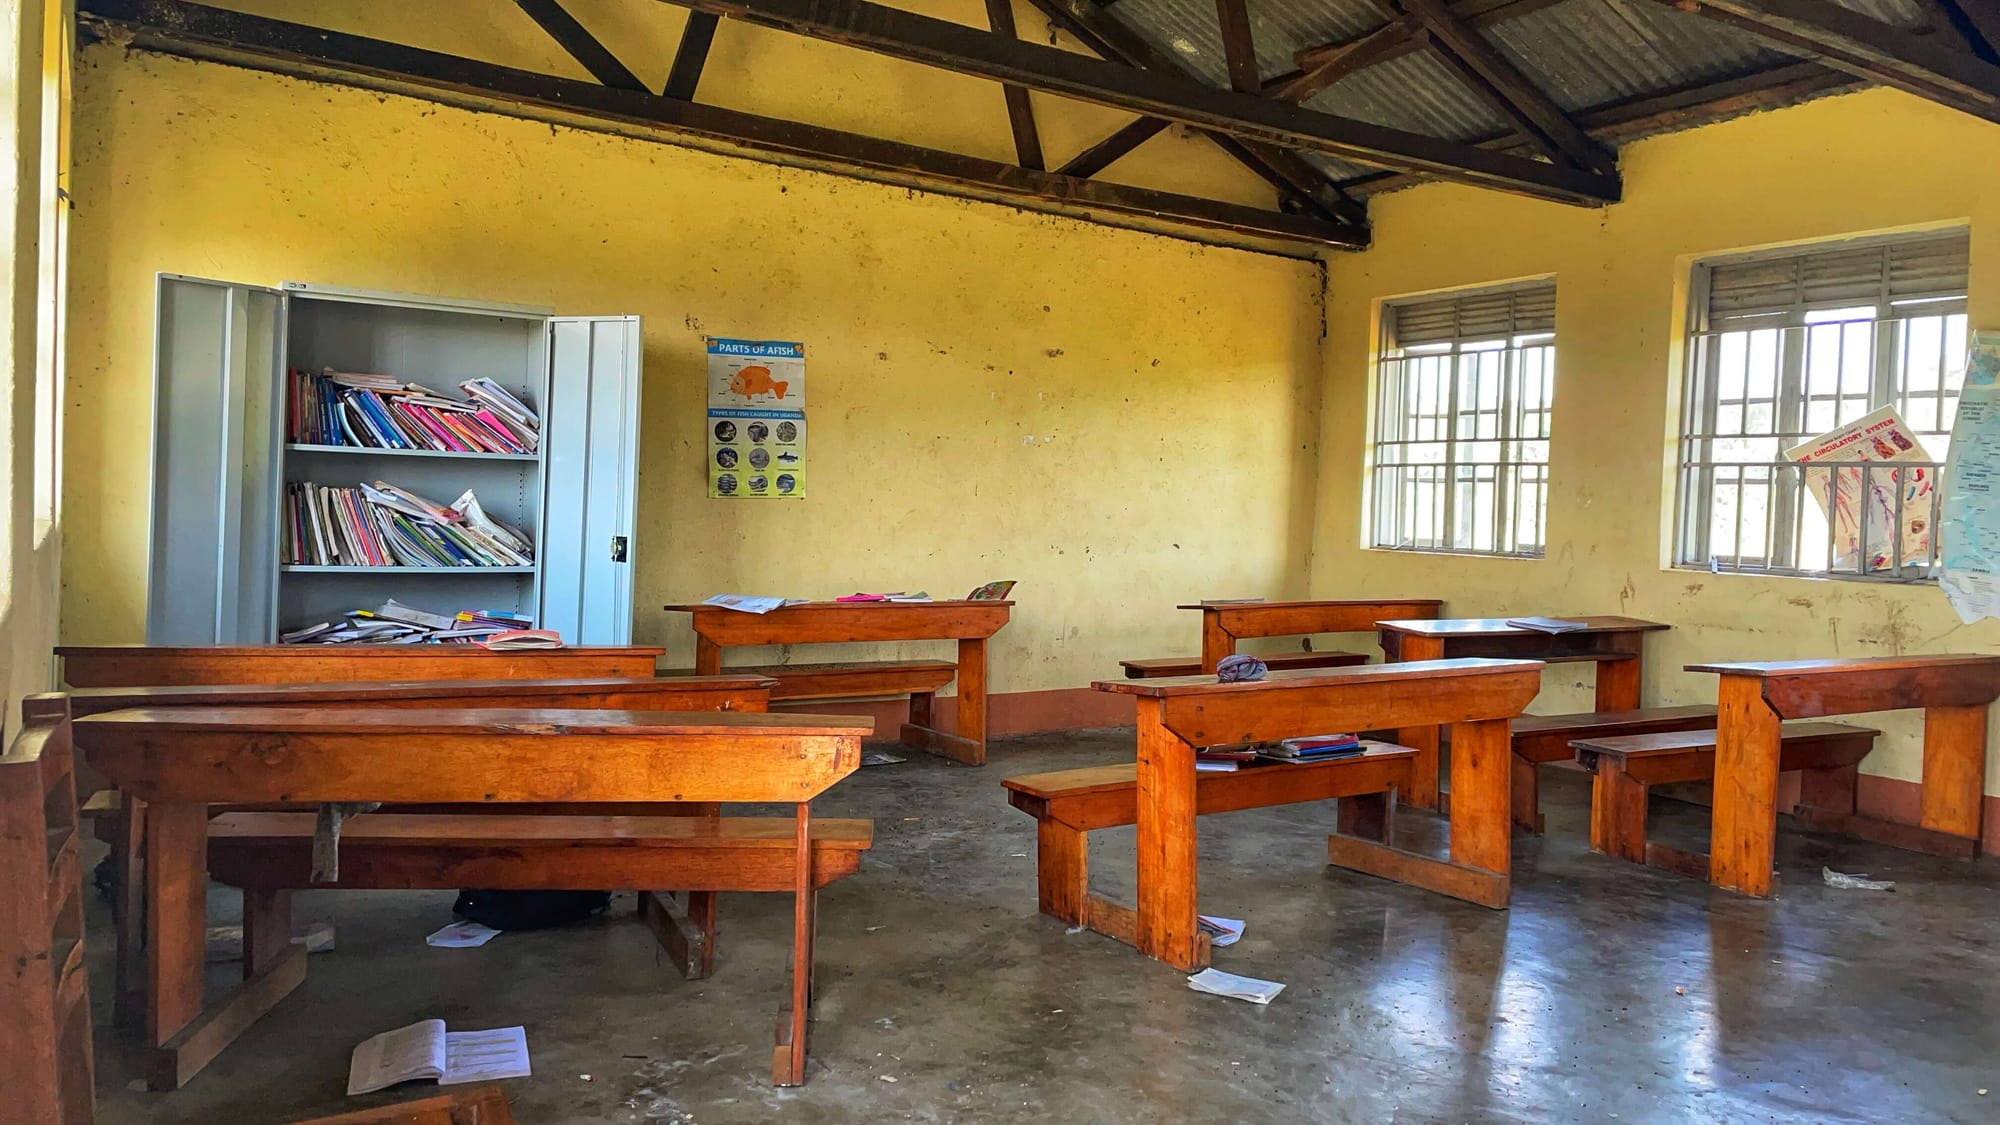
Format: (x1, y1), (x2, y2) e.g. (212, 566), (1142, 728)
(146, 277), (642, 645)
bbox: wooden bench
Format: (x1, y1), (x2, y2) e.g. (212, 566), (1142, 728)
(76, 675), (777, 1029)
(1575, 722), (1879, 879)
(1506, 705), (1720, 832)
(1, 697), (95, 1125)
(1004, 744), (1419, 928)
(55, 643), (667, 686)
(666, 600), (1012, 765)
(1380, 615), (1670, 810)
(1690, 654), (2000, 897)
(1123, 598), (1442, 681)
(290, 1086), (514, 1124)
(1118, 650), (1368, 679)
(76, 706), (873, 1089)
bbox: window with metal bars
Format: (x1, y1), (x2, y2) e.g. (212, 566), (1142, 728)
(1674, 229), (1968, 581)
(1371, 281), (1554, 557)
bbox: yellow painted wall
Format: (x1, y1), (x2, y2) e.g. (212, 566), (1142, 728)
(0, 0), (68, 725)
(61, 45), (1325, 693)
(1312, 87), (2000, 790)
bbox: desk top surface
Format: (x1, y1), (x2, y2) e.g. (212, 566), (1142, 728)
(65, 675), (774, 714)
(74, 706), (874, 737)
(1174, 598), (1444, 612)
(663, 600), (1012, 612)
(56, 644), (666, 657)
(1094, 657), (1543, 697)
(1687, 654), (2000, 677)
(1379, 615), (1668, 638)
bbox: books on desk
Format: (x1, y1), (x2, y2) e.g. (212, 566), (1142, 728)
(1506, 616), (1588, 634)
(1196, 746), (1258, 772)
(1257, 733), (1363, 764)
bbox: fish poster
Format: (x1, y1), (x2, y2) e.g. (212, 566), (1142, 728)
(706, 338), (806, 499)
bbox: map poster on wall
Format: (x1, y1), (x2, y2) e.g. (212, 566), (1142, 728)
(706, 338), (805, 499)
(1940, 330), (2000, 622)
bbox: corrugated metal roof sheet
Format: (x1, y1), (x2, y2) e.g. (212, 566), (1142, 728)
(1105, 0), (1869, 185)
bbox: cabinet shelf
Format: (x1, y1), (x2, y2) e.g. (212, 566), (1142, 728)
(285, 443), (538, 462)
(280, 565), (537, 574)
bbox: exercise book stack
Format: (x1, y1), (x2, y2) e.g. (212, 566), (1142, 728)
(282, 601), (535, 645)
(289, 368), (541, 454)
(282, 480), (534, 569)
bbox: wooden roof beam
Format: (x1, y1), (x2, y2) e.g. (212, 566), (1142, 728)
(1667, 0), (2000, 123)
(985, 0), (1047, 170)
(654, 0), (1621, 204)
(662, 12), (720, 99)
(513, 0), (647, 91)
(78, 0), (1370, 251)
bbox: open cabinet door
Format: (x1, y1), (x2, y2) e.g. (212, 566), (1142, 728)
(540, 316), (642, 644)
(146, 275), (284, 643)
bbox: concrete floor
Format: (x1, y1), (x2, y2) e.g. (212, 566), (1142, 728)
(89, 728), (2000, 1124)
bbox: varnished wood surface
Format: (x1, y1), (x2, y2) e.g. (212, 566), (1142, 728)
(66, 676), (775, 716)
(208, 811), (875, 847)
(1177, 598), (1443, 640)
(56, 645), (665, 687)
(287, 1085), (516, 1124)
(1381, 615), (1668, 638)
(1095, 657), (1542, 697)
(664, 600), (1013, 645)
(77, 707), (872, 805)
(1003, 745), (1418, 829)
(1119, 650), (1367, 677)
(1688, 654), (2000, 716)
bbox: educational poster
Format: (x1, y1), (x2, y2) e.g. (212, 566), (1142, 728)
(1783, 405), (1936, 572)
(707, 338), (806, 499)
(1940, 331), (2000, 622)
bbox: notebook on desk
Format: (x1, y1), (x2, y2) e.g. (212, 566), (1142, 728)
(1505, 616), (1589, 634)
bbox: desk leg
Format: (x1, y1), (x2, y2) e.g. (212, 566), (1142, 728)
(1919, 704), (1988, 845)
(957, 637), (989, 767)
(1448, 718), (1512, 878)
(113, 793), (147, 1033)
(1391, 635), (1445, 811)
(144, 802), (205, 1088)
(1198, 616), (1233, 676)
(1134, 699), (1201, 970)
(1710, 676), (1783, 897)
(694, 636), (723, 677)
(1595, 634), (1644, 712)
(772, 802), (813, 1086)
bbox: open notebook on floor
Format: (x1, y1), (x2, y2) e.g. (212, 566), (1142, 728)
(347, 1019), (530, 1096)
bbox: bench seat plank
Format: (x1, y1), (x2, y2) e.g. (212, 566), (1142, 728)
(1576, 722), (1879, 873)
(207, 813), (873, 894)
(731, 660), (956, 701)
(1119, 651), (1368, 678)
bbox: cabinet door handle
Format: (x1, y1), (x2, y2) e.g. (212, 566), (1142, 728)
(610, 535), (629, 563)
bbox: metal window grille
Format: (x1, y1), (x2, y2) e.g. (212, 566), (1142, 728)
(1675, 230), (1968, 581)
(1372, 282), (1554, 557)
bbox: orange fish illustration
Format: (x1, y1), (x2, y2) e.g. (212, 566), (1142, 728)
(729, 365), (789, 400)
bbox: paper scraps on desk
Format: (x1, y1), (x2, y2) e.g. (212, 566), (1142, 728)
(1186, 968), (1284, 1005)
(1196, 915), (1245, 948)
(427, 920), (503, 948)
(702, 594), (807, 614)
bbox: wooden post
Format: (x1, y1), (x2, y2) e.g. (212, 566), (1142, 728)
(773, 801), (812, 1086)
(955, 637), (988, 765)
(114, 792), (148, 1032)
(1918, 703), (1988, 842)
(1588, 762), (1648, 863)
(1709, 675), (1783, 897)
(1035, 819), (1087, 924)
(1198, 613), (1234, 675)
(1509, 752), (1543, 833)
(1594, 653), (1643, 712)
(1446, 718), (1510, 875)
(1133, 698), (1200, 970)
(694, 634), (723, 676)
(1392, 633), (1446, 810)
(241, 888), (293, 981)
(146, 801), (209, 1056)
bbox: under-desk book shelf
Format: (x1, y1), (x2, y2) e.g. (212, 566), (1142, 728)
(147, 277), (645, 646)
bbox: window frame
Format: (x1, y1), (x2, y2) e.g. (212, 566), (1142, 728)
(1673, 229), (1968, 581)
(1369, 280), (1556, 559)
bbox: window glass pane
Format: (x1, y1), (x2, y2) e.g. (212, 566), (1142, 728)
(1376, 283), (1554, 556)
(1678, 231), (1966, 580)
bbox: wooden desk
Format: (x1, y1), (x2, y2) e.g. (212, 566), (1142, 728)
(1180, 599), (1444, 674)
(664, 600), (1012, 765)
(1092, 659), (1542, 970)
(74, 707), (871, 1090)
(1378, 616), (1668, 808)
(1687, 655), (2000, 897)
(55, 644), (666, 686)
